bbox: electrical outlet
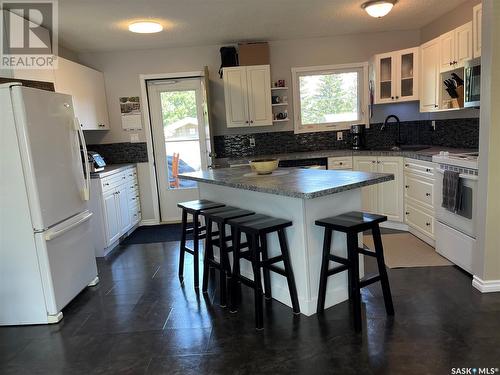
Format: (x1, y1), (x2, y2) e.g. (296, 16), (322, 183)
(431, 120), (436, 130)
(337, 132), (343, 141)
(249, 137), (256, 147)
(130, 133), (140, 143)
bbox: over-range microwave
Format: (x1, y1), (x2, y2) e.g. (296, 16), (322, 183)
(464, 58), (480, 108)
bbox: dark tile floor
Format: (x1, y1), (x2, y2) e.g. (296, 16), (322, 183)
(2, 239), (500, 375)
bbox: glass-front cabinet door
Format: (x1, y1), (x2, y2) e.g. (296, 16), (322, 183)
(376, 52), (395, 103)
(397, 47), (419, 102)
(374, 47), (419, 104)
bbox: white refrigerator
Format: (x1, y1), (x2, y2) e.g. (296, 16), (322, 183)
(0, 83), (98, 325)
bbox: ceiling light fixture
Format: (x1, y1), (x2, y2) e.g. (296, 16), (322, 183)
(361, 0), (398, 18)
(128, 21), (163, 33)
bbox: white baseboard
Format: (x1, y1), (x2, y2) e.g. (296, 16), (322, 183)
(472, 276), (500, 293)
(140, 219), (160, 226)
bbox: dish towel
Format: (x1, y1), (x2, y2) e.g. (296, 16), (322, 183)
(442, 170), (460, 212)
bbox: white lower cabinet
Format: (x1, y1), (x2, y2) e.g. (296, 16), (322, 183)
(103, 190), (121, 246)
(404, 158), (436, 245)
(353, 156), (404, 222)
(90, 165), (141, 257)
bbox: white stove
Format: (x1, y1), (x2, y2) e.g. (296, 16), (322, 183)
(432, 150), (479, 274)
(432, 151), (479, 170)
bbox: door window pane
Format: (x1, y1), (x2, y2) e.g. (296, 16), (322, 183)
(160, 90), (199, 189)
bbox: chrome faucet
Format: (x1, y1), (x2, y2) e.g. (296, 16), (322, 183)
(381, 115), (402, 150)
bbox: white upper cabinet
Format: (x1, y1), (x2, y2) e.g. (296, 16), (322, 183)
(439, 21), (473, 72)
(223, 65), (272, 128)
(373, 47), (418, 104)
(420, 37), (441, 112)
(54, 57), (110, 130)
(473, 3), (482, 58)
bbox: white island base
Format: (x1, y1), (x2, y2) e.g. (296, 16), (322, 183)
(198, 182), (364, 316)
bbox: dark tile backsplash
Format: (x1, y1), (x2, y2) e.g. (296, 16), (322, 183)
(87, 142), (148, 164)
(214, 118), (479, 159)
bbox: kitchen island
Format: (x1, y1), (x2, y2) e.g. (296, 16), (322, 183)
(179, 167), (393, 316)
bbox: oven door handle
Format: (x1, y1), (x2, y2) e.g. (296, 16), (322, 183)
(436, 169), (479, 181)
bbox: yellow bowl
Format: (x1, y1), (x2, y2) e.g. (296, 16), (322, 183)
(250, 159), (279, 175)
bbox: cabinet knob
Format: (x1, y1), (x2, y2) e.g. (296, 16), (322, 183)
(405, 185), (409, 188)
(122, 176), (126, 179)
(104, 183), (109, 186)
(396, 96), (399, 99)
(449, 62), (452, 66)
(426, 168), (431, 172)
(391, 96), (394, 99)
(405, 164), (409, 167)
(434, 105), (438, 108)
(339, 162), (343, 165)
(426, 193), (431, 197)
(372, 160), (376, 164)
(405, 211), (410, 215)
(250, 120), (254, 124)
(426, 222), (431, 226)
(245, 120), (249, 124)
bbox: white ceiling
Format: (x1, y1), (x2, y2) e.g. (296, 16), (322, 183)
(57, 0), (467, 52)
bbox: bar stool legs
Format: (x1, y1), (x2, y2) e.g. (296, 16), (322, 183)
(250, 234), (264, 329)
(277, 229), (300, 315)
(259, 233), (272, 300)
(317, 227), (332, 314)
(372, 225), (394, 315)
(347, 232), (362, 332)
(229, 228), (242, 313)
(179, 209), (188, 285)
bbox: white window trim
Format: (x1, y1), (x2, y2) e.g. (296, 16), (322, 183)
(291, 62), (369, 134)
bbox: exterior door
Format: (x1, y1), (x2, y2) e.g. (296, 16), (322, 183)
(353, 157), (378, 213)
(148, 77), (211, 222)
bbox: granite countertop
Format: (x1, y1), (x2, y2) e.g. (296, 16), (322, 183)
(215, 146), (478, 167)
(179, 166), (393, 199)
(90, 163), (136, 179)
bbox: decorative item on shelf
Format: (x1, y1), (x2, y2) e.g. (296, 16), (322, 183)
(272, 95), (281, 104)
(282, 95), (288, 103)
(276, 111), (288, 120)
(273, 79), (286, 88)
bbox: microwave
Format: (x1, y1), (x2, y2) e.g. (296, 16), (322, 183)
(464, 58), (480, 108)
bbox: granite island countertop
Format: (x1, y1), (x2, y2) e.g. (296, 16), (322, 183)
(215, 146), (478, 167)
(179, 166), (393, 199)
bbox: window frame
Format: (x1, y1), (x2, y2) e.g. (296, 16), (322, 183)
(291, 62), (369, 134)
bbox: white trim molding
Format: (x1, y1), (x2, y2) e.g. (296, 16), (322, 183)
(140, 218), (161, 226)
(472, 276), (500, 293)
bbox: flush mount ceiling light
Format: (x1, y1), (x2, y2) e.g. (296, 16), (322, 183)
(361, 0), (398, 18)
(128, 21), (163, 33)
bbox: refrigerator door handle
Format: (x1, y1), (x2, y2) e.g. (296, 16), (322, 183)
(74, 117), (90, 201)
(45, 211), (93, 241)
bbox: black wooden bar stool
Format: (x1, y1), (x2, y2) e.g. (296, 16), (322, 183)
(200, 206), (255, 307)
(315, 211), (394, 332)
(227, 214), (300, 330)
(177, 200), (225, 289)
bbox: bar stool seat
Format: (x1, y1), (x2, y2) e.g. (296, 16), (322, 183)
(177, 200), (225, 289)
(200, 206), (255, 307)
(228, 214), (299, 330)
(316, 211), (394, 333)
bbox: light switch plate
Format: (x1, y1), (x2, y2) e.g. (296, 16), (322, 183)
(337, 132), (343, 141)
(249, 137), (256, 147)
(130, 133), (140, 143)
